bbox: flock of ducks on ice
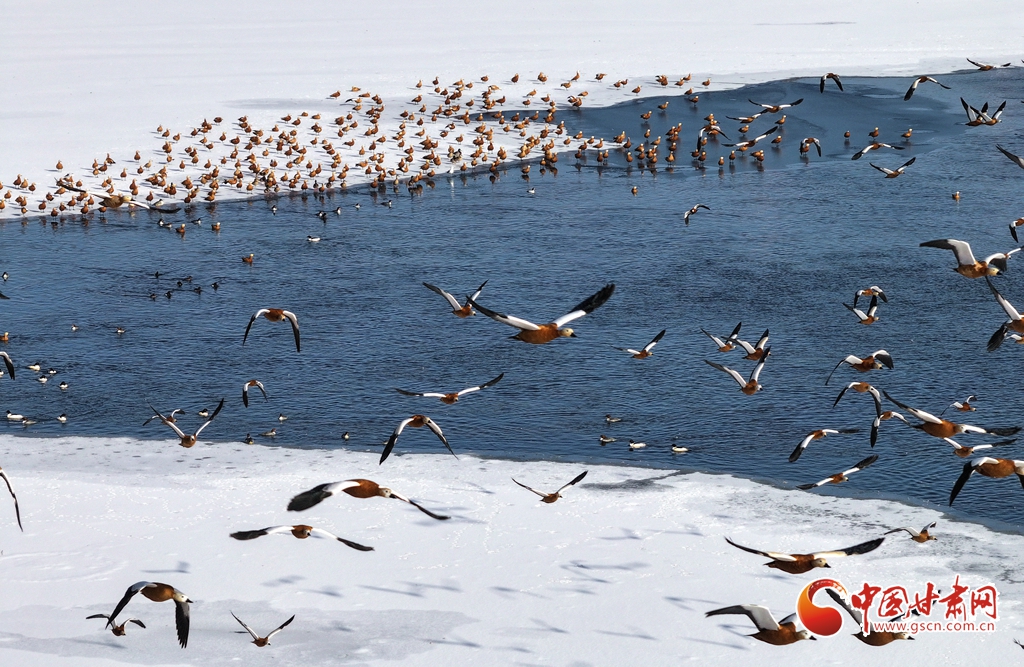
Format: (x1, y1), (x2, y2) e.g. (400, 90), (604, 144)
(2, 58), (1024, 652)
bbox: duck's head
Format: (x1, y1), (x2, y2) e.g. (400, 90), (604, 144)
(559, 328), (576, 338)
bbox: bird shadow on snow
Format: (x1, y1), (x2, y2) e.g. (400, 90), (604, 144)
(580, 471), (687, 492)
(140, 560), (190, 574)
(0, 605), (475, 666)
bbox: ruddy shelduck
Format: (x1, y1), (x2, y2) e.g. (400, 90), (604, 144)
(725, 535), (884, 573)
(797, 454), (878, 489)
(704, 346), (771, 394)
(148, 398), (224, 448)
(380, 415), (454, 463)
(885, 521), (937, 543)
(395, 373), (503, 403)
(789, 428), (860, 462)
(106, 582), (191, 648)
(468, 284), (615, 344)
(230, 525), (374, 551)
(423, 280), (487, 317)
(0, 466), (23, 531)
(705, 604), (815, 645)
(949, 457), (1024, 505)
(231, 612), (294, 647)
(920, 238), (1021, 278)
(614, 329), (666, 358)
(241, 379), (267, 408)
(903, 75), (950, 100)
(700, 322), (742, 352)
(287, 478), (450, 519)
(825, 350), (893, 385)
(86, 613), (145, 636)
(512, 470), (587, 503)
(243, 309), (300, 352)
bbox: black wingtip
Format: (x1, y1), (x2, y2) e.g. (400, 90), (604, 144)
(287, 484), (330, 511)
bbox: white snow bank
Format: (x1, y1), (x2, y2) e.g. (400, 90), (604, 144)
(1, 1), (1021, 218)
(0, 435), (1021, 665)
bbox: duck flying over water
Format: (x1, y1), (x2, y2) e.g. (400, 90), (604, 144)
(468, 284), (615, 344)
(996, 145), (1024, 170)
(800, 137), (822, 157)
(722, 126), (777, 150)
(871, 156), (916, 178)
(0, 351), (15, 380)
(380, 415), (454, 463)
(395, 373), (503, 404)
(820, 73), (843, 92)
(724, 536), (884, 574)
(288, 478), (449, 519)
(949, 457), (1024, 505)
(984, 277), (1024, 351)
(852, 285), (887, 309)
(705, 604), (814, 645)
(881, 390), (1020, 442)
(735, 329), (769, 361)
(701, 322), (743, 352)
(683, 204), (710, 224)
(142, 408), (183, 427)
(946, 438), (1015, 459)
(241, 380), (267, 408)
(231, 612), (295, 647)
(797, 454), (879, 489)
(614, 329), (665, 359)
(423, 280), (488, 317)
(844, 295), (880, 324)
(0, 466), (23, 531)
(826, 589), (916, 645)
(885, 521), (937, 543)
(789, 428), (861, 463)
(871, 411), (907, 447)
(105, 582), (191, 648)
(512, 470), (587, 503)
(833, 382), (883, 416)
(748, 98), (803, 113)
(148, 398), (224, 448)
(962, 98), (1006, 126)
(920, 239), (1021, 278)
(904, 75), (951, 100)
(85, 614), (146, 636)
(704, 347), (771, 395)
(243, 309), (300, 352)
(825, 350), (893, 385)
(229, 525), (374, 551)
(941, 395), (977, 415)
(851, 142), (904, 160)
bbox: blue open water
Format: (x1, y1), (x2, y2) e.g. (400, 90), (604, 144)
(2, 68), (1023, 525)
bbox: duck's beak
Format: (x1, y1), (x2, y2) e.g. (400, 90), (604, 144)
(569, 332), (577, 337)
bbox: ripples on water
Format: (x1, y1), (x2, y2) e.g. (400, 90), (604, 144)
(2, 69), (1023, 526)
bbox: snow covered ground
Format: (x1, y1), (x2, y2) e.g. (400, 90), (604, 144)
(1, 1), (1022, 219)
(0, 435), (1022, 665)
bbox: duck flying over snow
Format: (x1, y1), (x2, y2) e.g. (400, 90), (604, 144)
(614, 330), (665, 359)
(949, 457), (1024, 505)
(423, 280), (488, 318)
(512, 470), (587, 503)
(885, 521), (937, 543)
(468, 284), (615, 344)
(705, 604), (814, 645)
(241, 380), (267, 408)
(148, 398), (224, 448)
(85, 614), (146, 636)
(704, 347), (771, 395)
(380, 415), (454, 463)
(967, 58), (1012, 71)
(288, 478), (449, 519)
(105, 582), (191, 648)
(871, 157), (916, 178)
(0, 466), (23, 531)
(789, 428), (860, 463)
(395, 373), (503, 404)
(230, 525), (373, 551)
(724, 535), (884, 574)
(243, 309), (300, 352)
(826, 589), (916, 645)
(904, 75), (950, 100)
(231, 612), (295, 647)
(797, 454), (878, 489)
(920, 238), (1021, 278)
(825, 350), (893, 385)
